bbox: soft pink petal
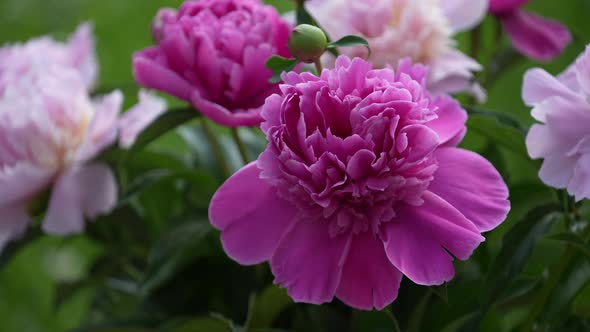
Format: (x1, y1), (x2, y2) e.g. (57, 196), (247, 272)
(76, 90), (123, 161)
(0, 203), (31, 251)
(442, 0), (488, 32)
(0, 163), (53, 205)
(192, 91), (263, 127)
(119, 90), (166, 148)
(133, 51), (194, 102)
(522, 68), (581, 106)
(575, 46), (590, 97)
(428, 50), (482, 96)
(428, 148), (510, 232)
(426, 96), (467, 147)
(381, 191), (484, 285)
(500, 10), (571, 62)
(538, 153), (576, 189)
(67, 23), (98, 89)
(336, 231), (403, 310)
(271, 220), (352, 305)
(209, 162), (298, 265)
(42, 163), (116, 235)
(569, 154), (590, 202)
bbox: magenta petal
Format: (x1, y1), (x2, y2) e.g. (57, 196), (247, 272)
(271, 220), (352, 304)
(427, 96), (467, 147)
(209, 162), (298, 265)
(489, 0), (529, 14)
(192, 91), (263, 127)
(382, 191), (484, 285)
(336, 231), (403, 310)
(42, 164), (116, 235)
(133, 51), (194, 102)
(0, 203), (31, 250)
(500, 10), (571, 62)
(428, 148), (510, 232)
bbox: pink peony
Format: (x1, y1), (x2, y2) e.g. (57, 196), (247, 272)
(489, 0), (571, 61)
(0, 23), (97, 92)
(524, 45), (590, 201)
(306, 0), (488, 98)
(133, 0), (292, 127)
(209, 56), (510, 309)
(118, 90), (167, 149)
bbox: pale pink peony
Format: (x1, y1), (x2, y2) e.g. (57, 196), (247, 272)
(133, 0), (292, 127)
(489, 0), (571, 61)
(524, 45), (590, 201)
(118, 90), (167, 149)
(0, 23), (97, 92)
(306, 0), (488, 98)
(209, 56), (510, 309)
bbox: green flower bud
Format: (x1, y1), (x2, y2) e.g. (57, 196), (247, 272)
(288, 24), (328, 63)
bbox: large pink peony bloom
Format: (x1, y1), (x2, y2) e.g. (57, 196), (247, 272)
(306, 0), (488, 98)
(0, 23), (97, 92)
(489, 0), (571, 61)
(133, 0), (291, 127)
(524, 45), (590, 201)
(209, 56), (510, 309)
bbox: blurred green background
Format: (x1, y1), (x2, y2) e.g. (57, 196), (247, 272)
(0, 0), (588, 331)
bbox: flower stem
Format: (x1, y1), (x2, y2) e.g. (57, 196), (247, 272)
(470, 24), (482, 61)
(231, 127), (250, 164)
(314, 58), (323, 75)
(519, 208), (590, 331)
(201, 118), (231, 178)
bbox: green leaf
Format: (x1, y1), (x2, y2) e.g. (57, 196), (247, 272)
(295, 3), (316, 26)
(0, 227), (42, 270)
(128, 107), (198, 154)
(266, 56), (298, 83)
(481, 204), (561, 306)
(548, 233), (590, 260)
(161, 318), (232, 332)
(351, 310), (401, 332)
(465, 110), (528, 158)
(245, 285), (292, 330)
(141, 221), (215, 296)
(327, 35), (371, 56)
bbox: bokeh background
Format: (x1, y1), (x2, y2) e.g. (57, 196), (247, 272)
(0, 0), (589, 331)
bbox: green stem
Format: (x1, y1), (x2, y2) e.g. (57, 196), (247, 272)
(314, 58), (323, 75)
(470, 24), (482, 61)
(231, 127), (250, 164)
(519, 216), (590, 331)
(201, 118), (231, 178)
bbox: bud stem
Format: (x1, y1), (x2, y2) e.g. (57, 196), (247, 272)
(314, 58), (323, 75)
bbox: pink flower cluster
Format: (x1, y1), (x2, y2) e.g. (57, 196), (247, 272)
(0, 25), (166, 248)
(209, 56), (510, 309)
(133, 0), (292, 127)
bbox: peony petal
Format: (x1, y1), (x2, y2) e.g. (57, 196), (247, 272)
(575, 46), (590, 97)
(192, 91), (263, 127)
(500, 10), (571, 62)
(0, 203), (31, 251)
(67, 23), (98, 89)
(489, 0), (529, 14)
(538, 153), (576, 189)
(271, 220), (352, 304)
(428, 148), (510, 232)
(336, 231), (403, 310)
(0, 163), (53, 205)
(76, 90), (123, 161)
(382, 191), (484, 285)
(42, 163), (116, 235)
(522, 68), (581, 106)
(209, 162), (299, 265)
(427, 96), (467, 147)
(133, 51), (194, 102)
(569, 154), (590, 202)
(442, 0), (488, 32)
(119, 90), (167, 148)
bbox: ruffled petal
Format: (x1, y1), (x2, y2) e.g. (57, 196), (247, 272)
(336, 231), (403, 310)
(118, 90), (166, 148)
(192, 91), (263, 127)
(0, 163), (53, 205)
(428, 148), (510, 232)
(427, 96), (467, 147)
(133, 50), (194, 102)
(209, 162), (299, 265)
(522, 68), (582, 106)
(67, 23), (98, 89)
(442, 0), (488, 32)
(538, 153), (576, 189)
(569, 154), (590, 202)
(381, 191), (484, 285)
(271, 220), (351, 304)
(42, 163), (116, 235)
(575, 46), (590, 97)
(500, 10), (571, 62)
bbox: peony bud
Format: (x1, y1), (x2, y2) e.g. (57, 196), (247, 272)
(288, 24), (328, 63)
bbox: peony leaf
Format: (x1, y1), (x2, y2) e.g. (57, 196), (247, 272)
(548, 233), (590, 260)
(351, 310), (401, 332)
(327, 35), (371, 57)
(245, 285), (292, 330)
(161, 317), (233, 332)
(266, 56), (299, 83)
